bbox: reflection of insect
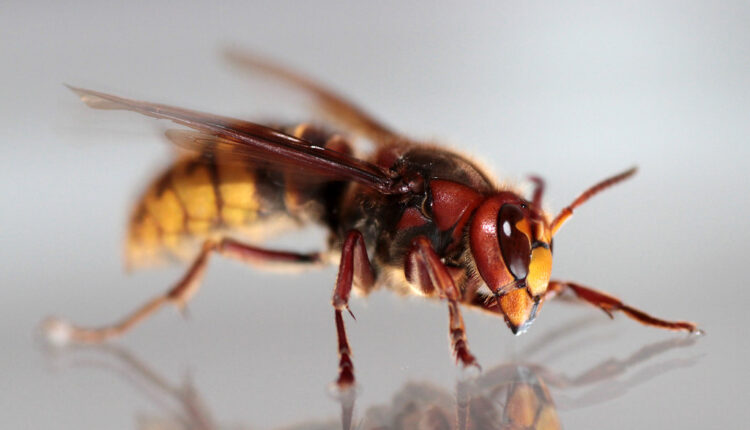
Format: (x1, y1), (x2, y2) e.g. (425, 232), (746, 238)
(48, 329), (699, 430)
(46, 50), (700, 388)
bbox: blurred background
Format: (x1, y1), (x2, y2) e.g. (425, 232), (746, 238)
(1, 1), (748, 428)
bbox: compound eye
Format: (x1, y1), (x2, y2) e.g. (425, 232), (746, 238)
(497, 204), (532, 280)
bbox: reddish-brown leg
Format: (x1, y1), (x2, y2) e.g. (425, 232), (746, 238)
(406, 236), (479, 368)
(44, 239), (322, 344)
(218, 237), (321, 266)
(331, 230), (374, 388)
(547, 280), (701, 333)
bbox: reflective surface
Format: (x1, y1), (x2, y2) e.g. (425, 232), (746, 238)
(40, 324), (701, 429)
(2, 1), (749, 429)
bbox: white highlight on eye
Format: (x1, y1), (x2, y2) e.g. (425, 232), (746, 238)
(502, 221), (511, 237)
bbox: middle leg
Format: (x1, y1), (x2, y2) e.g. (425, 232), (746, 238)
(405, 236), (479, 368)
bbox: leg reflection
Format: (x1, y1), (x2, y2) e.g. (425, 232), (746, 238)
(41, 328), (700, 430)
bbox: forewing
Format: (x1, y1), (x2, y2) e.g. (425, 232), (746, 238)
(162, 129), (356, 185)
(68, 86), (405, 194)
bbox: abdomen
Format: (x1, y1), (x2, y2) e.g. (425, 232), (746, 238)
(126, 124), (350, 269)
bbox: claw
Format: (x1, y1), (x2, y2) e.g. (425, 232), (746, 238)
(40, 317), (73, 347)
(333, 352), (356, 390)
(453, 338), (479, 371)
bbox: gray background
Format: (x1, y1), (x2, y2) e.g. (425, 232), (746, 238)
(2, 1), (748, 428)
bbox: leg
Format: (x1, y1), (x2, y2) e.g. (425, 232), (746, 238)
(218, 237), (321, 266)
(546, 280), (701, 333)
(331, 230), (374, 387)
(44, 239), (322, 345)
(223, 48), (398, 143)
(528, 175), (545, 209)
(405, 237), (478, 368)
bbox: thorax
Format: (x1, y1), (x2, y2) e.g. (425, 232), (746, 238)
(335, 145), (496, 293)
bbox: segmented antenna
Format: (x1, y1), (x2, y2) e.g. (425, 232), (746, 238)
(550, 167), (637, 236)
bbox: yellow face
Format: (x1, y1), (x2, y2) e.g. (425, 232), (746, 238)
(522, 220), (553, 297)
(469, 196), (553, 334)
(498, 211), (552, 333)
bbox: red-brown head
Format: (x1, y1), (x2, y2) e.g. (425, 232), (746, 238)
(469, 193), (552, 334)
(468, 167), (637, 334)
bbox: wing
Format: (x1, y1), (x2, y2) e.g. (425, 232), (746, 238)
(223, 48), (401, 143)
(67, 86), (407, 195)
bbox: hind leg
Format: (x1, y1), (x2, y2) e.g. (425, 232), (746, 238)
(44, 239), (322, 344)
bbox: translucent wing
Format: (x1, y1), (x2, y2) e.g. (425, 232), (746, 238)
(67, 86), (406, 195)
(223, 48), (400, 143)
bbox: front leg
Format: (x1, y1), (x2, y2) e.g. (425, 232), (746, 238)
(405, 236), (479, 368)
(547, 280), (701, 333)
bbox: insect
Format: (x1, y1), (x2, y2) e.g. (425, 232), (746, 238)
(46, 50), (700, 388)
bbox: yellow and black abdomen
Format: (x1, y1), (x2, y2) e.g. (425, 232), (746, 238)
(126, 124), (349, 269)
